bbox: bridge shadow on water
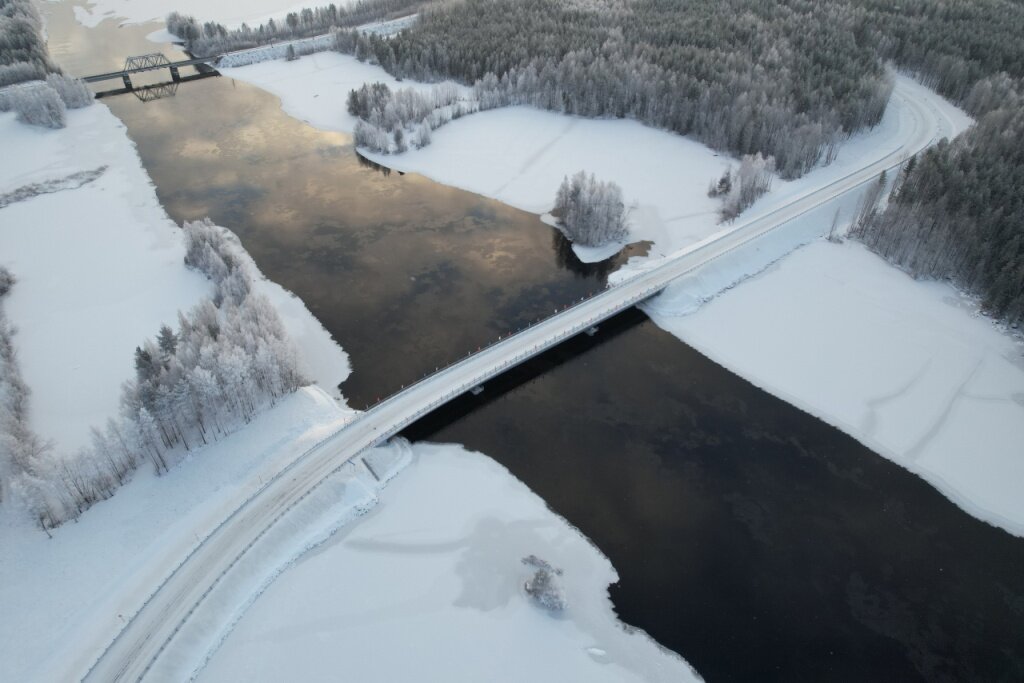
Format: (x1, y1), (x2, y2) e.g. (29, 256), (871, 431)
(403, 304), (1024, 683)
(400, 305), (647, 442)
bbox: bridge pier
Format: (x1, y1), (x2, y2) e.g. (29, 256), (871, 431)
(169, 65), (180, 82)
(121, 73), (133, 89)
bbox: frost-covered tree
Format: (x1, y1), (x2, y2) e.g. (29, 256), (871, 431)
(716, 153), (776, 222)
(45, 73), (93, 109)
(553, 171), (628, 247)
(0, 220), (310, 532)
(348, 82), (470, 153)
(0, 82), (66, 129)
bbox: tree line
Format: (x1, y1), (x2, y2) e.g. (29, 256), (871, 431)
(166, 0), (421, 56)
(1, 221), (308, 532)
(348, 80), (469, 153)
(854, 75), (1024, 327)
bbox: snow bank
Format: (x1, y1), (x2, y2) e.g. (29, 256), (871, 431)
(649, 240), (1024, 535)
(0, 105), (349, 453)
(198, 443), (701, 682)
(0, 386), (353, 682)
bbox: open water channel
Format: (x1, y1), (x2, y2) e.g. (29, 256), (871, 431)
(44, 5), (1024, 680)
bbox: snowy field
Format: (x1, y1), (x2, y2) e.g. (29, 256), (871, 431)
(649, 241), (1024, 535)
(0, 106), (350, 453)
(199, 443), (700, 683)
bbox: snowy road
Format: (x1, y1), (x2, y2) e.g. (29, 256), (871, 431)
(82, 80), (956, 682)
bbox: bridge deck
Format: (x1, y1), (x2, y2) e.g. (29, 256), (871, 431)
(82, 57), (220, 83)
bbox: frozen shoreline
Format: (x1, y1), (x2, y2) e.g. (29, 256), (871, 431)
(648, 240), (1024, 536)
(199, 443), (701, 683)
(0, 105), (351, 452)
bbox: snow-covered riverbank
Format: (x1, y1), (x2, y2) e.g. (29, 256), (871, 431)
(199, 443), (700, 683)
(649, 240), (1024, 535)
(0, 105), (350, 453)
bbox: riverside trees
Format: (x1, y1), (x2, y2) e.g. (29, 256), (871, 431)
(0, 0), (93, 128)
(1, 221), (308, 532)
(553, 172), (628, 247)
(854, 78), (1024, 327)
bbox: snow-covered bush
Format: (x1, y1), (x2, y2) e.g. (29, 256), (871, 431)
(0, 62), (45, 87)
(553, 171), (628, 247)
(46, 73), (93, 109)
(522, 555), (567, 611)
(0, 82), (66, 128)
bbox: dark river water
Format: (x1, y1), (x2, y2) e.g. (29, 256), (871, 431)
(44, 5), (1024, 680)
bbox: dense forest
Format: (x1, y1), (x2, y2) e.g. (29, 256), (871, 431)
(0, 222), (307, 532)
(855, 76), (1024, 326)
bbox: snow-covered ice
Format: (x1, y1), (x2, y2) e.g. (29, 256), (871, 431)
(0, 105), (350, 453)
(198, 443), (701, 683)
(649, 240), (1024, 535)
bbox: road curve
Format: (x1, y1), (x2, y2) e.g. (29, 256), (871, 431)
(82, 79), (954, 682)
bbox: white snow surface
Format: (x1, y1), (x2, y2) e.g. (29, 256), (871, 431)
(198, 442), (700, 683)
(0, 105), (350, 453)
(649, 240), (1024, 535)
(0, 386), (353, 682)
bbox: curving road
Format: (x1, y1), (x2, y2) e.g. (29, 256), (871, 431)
(82, 78), (957, 682)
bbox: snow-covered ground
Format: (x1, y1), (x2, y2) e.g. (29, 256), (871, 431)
(0, 105), (349, 453)
(199, 443), (700, 683)
(649, 241), (1024, 535)
(0, 386), (349, 682)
